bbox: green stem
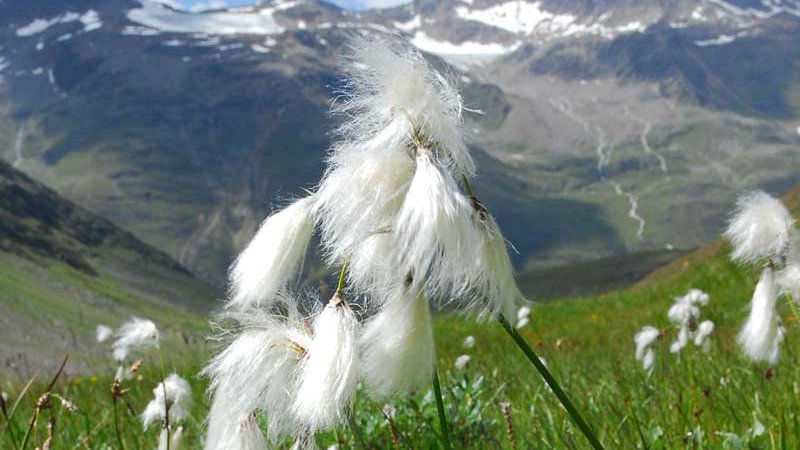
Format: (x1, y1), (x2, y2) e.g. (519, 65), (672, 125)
(19, 409), (36, 450)
(0, 395), (19, 449)
(432, 369), (452, 450)
(112, 398), (125, 450)
(499, 315), (605, 450)
(159, 350), (170, 450)
(461, 175), (476, 198)
(346, 410), (367, 450)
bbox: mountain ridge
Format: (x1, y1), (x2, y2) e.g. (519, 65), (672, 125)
(0, 0), (798, 283)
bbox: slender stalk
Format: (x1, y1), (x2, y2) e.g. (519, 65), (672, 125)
(432, 369), (452, 450)
(21, 357), (67, 450)
(158, 349), (170, 450)
(499, 316), (605, 450)
(346, 410), (367, 450)
(112, 398), (125, 450)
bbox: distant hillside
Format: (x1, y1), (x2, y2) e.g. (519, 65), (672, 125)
(638, 182), (800, 288)
(0, 159), (220, 375)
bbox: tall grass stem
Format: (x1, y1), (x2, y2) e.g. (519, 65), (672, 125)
(432, 369), (452, 450)
(499, 315), (605, 450)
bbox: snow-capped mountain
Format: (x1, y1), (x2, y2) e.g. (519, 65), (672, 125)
(0, 0), (798, 280)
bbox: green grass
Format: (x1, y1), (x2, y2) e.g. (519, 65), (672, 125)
(3, 238), (800, 449)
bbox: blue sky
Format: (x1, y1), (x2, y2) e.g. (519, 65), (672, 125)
(172, 0), (411, 11)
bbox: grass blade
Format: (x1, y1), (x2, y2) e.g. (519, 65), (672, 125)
(499, 315), (605, 450)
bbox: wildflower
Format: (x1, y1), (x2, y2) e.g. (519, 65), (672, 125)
(112, 317), (159, 362)
(142, 373), (192, 429)
(454, 354), (471, 370)
(96, 324), (113, 343)
(463, 335), (475, 349)
(227, 196), (316, 310)
(204, 304), (312, 448)
(634, 326), (660, 373)
(293, 291), (360, 432)
(724, 191), (794, 265)
(1, 391), (8, 404)
(667, 298), (700, 353)
(738, 268), (785, 365)
(361, 289), (434, 398)
(694, 320), (715, 352)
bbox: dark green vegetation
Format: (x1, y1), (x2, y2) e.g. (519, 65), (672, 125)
(0, 159), (218, 374)
(2, 185), (798, 449)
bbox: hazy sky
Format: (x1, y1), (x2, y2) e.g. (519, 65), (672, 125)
(171, 0), (412, 11)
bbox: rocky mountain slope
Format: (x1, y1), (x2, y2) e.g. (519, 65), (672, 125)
(0, 158), (219, 373)
(0, 0), (797, 283)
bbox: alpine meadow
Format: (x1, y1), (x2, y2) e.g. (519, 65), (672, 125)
(2, 1), (800, 450)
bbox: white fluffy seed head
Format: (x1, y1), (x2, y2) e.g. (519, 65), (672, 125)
(336, 36), (474, 177)
(777, 231), (800, 299)
(393, 151), (482, 302)
(142, 373), (192, 429)
(667, 300), (699, 327)
(315, 126), (414, 288)
(293, 295), (359, 432)
(670, 325), (690, 354)
(682, 288), (710, 306)
(454, 354), (471, 370)
(463, 335), (475, 349)
(206, 415), (268, 450)
(475, 216), (528, 320)
(159, 426), (185, 450)
(738, 267), (785, 366)
(96, 325), (113, 343)
(203, 305), (313, 448)
(777, 264), (800, 300)
(361, 289), (435, 398)
(725, 191), (794, 265)
(694, 320), (715, 351)
(634, 326), (660, 362)
(112, 317), (159, 362)
(227, 196), (316, 310)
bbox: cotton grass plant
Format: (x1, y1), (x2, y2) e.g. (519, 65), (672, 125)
(724, 190), (799, 365)
(203, 37), (604, 449)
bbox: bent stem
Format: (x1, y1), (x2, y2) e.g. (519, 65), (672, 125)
(432, 369), (452, 450)
(499, 315), (605, 450)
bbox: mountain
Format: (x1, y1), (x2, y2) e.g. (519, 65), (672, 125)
(0, 158), (219, 373)
(0, 0), (798, 284)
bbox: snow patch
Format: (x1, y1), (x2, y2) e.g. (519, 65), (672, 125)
(393, 15), (421, 32)
(127, 0), (285, 36)
(16, 10), (101, 36)
(454, 1), (646, 39)
(410, 31), (519, 56)
(122, 25), (161, 36)
(695, 31), (747, 46)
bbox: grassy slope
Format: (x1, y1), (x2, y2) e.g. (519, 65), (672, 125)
(0, 159), (220, 375)
(2, 186), (799, 449)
